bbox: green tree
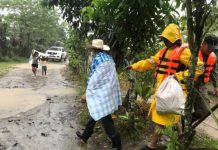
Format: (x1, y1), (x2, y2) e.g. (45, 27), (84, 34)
(183, 0), (218, 149)
(44, 0), (182, 68)
(0, 18), (7, 56)
(0, 0), (66, 57)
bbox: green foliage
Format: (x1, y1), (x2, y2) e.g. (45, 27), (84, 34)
(0, 57), (26, 77)
(163, 126), (181, 150)
(83, 0), (182, 67)
(155, 126), (181, 150)
(117, 112), (145, 140)
(45, 0), (182, 68)
(0, 0), (66, 57)
(65, 29), (90, 86)
(135, 71), (154, 99)
(43, 0), (92, 29)
(0, 62), (13, 77)
(79, 106), (89, 125)
(203, 1), (218, 35)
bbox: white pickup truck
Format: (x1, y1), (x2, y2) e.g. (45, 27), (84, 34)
(45, 46), (67, 61)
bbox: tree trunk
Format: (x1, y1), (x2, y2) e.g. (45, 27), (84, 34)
(183, 0), (208, 149)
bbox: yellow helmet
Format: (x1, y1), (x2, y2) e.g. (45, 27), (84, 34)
(160, 23), (183, 44)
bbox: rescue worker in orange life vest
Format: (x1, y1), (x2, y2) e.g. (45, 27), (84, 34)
(192, 35), (218, 123)
(125, 23), (204, 150)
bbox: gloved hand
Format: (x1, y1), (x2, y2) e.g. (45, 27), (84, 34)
(173, 74), (179, 82)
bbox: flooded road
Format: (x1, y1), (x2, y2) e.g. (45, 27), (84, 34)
(0, 62), (83, 150)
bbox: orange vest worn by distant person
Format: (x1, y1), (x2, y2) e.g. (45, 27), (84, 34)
(156, 44), (188, 79)
(198, 51), (216, 83)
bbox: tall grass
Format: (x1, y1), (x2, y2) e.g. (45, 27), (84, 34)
(0, 57), (28, 77)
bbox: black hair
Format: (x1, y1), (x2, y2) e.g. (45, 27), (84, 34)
(203, 35), (218, 50)
(41, 57), (46, 61)
(33, 51), (39, 56)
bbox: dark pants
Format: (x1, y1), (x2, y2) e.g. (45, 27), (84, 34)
(82, 114), (121, 148)
(192, 84), (210, 123)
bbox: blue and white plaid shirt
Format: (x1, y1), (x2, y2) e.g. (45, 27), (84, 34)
(86, 52), (122, 121)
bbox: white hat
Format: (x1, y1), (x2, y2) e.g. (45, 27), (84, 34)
(91, 39), (110, 51)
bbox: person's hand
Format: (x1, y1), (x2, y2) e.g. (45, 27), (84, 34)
(173, 74), (178, 81)
(124, 65), (132, 70)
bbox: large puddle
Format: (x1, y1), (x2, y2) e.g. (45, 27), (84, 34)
(0, 87), (75, 120)
(0, 88), (46, 119)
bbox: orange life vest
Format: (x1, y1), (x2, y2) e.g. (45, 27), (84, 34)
(156, 44), (188, 79)
(198, 51), (216, 83)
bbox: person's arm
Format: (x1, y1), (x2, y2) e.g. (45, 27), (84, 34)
(31, 49), (35, 56)
(210, 60), (218, 94)
(174, 48), (204, 82)
(130, 51), (161, 72)
(211, 63), (218, 87)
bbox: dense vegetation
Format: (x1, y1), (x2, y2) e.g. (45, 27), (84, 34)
(0, 0), (67, 58)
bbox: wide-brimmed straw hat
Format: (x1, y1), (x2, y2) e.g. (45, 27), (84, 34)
(91, 39), (110, 51)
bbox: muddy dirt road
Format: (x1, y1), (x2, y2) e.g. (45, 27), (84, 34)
(197, 95), (218, 139)
(0, 62), (83, 150)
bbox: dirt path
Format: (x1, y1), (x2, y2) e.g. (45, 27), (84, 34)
(197, 94), (218, 139)
(0, 62), (83, 150)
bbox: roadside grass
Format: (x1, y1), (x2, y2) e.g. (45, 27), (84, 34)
(0, 57), (28, 77)
(192, 134), (218, 149)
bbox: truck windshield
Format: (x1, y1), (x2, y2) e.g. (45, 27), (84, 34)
(49, 47), (61, 51)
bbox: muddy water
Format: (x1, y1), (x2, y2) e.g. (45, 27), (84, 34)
(0, 88), (45, 119)
(0, 88), (76, 119)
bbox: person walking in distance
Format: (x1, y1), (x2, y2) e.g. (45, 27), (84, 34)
(31, 49), (40, 77)
(41, 56), (48, 76)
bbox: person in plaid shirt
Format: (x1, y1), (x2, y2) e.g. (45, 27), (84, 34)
(76, 39), (122, 150)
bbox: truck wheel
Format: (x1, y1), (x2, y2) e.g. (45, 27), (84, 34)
(59, 56), (62, 62)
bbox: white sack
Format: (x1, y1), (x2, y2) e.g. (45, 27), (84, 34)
(156, 75), (186, 115)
